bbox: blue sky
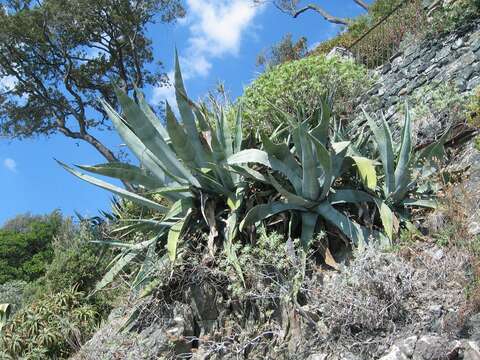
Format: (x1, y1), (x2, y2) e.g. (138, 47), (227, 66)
(0, 0), (371, 224)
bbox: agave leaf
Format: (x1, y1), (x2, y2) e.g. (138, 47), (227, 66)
(328, 189), (374, 204)
(167, 214), (190, 262)
(416, 126), (450, 163)
(0, 303), (11, 329)
(394, 104), (413, 190)
(229, 165), (269, 183)
(310, 98), (331, 145)
(135, 89), (170, 143)
(351, 156), (377, 191)
(165, 102), (197, 168)
(95, 250), (139, 291)
(101, 101), (177, 186)
(77, 163), (163, 190)
(114, 89), (198, 185)
(332, 141), (351, 177)
(402, 198), (437, 208)
(308, 133), (332, 199)
(220, 107), (234, 158)
(227, 149), (302, 192)
(240, 202), (305, 231)
(364, 110), (395, 195)
(300, 212), (318, 249)
(224, 212), (245, 286)
(299, 125), (320, 201)
(174, 50), (209, 167)
(91, 236), (158, 250)
(57, 161), (168, 213)
(164, 198), (194, 222)
(315, 201), (369, 245)
(234, 104), (243, 154)
(374, 199), (395, 240)
(209, 125), (235, 190)
(268, 174), (314, 207)
(261, 134), (301, 177)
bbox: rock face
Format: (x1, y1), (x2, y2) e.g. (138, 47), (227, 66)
(379, 335), (480, 360)
(360, 18), (480, 122)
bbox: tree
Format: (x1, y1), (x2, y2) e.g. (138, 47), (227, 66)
(256, 33), (307, 69)
(254, 0), (369, 25)
(0, 0), (185, 163)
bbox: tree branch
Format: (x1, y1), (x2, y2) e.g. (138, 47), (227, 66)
(353, 0), (369, 10)
(293, 4), (350, 25)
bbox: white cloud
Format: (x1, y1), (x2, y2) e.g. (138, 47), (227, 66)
(151, 0), (263, 106)
(186, 0), (260, 57)
(3, 158), (17, 173)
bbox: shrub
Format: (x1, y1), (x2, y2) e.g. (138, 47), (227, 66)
(0, 211), (64, 284)
(22, 217), (116, 318)
(311, 0), (426, 68)
(428, 0), (480, 37)
(0, 287), (98, 359)
(240, 55), (372, 136)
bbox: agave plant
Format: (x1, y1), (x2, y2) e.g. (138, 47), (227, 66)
(59, 52), (249, 290)
(0, 304), (11, 333)
(361, 105), (450, 229)
(227, 103), (391, 259)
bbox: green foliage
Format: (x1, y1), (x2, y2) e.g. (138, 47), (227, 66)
(0, 0), (185, 161)
(0, 287), (98, 359)
(240, 55), (372, 136)
(406, 82), (468, 124)
(311, 0), (426, 67)
(0, 211), (63, 284)
(428, 0), (480, 37)
(256, 33), (307, 68)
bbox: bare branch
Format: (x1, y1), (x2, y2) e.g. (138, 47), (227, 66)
(353, 0), (369, 10)
(293, 4), (350, 25)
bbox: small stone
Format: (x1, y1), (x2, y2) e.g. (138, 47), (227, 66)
(472, 38), (480, 53)
(379, 346), (409, 360)
(395, 336), (418, 357)
(308, 354), (327, 360)
(398, 87), (408, 96)
(417, 64), (429, 73)
(468, 76), (480, 91)
(453, 38), (464, 50)
(468, 221), (480, 236)
(428, 304), (443, 317)
(435, 45), (452, 61)
(382, 63), (392, 74)
(431, 248), (444, 260)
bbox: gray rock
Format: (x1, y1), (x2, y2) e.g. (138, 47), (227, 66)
(453, 37), (465, 50)
(308, 354), (328, 360)
(413, 335), (461, 360)
(468, 76), (480, 90)
(462, 340), (480, 360)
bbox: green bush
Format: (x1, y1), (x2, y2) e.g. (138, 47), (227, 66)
(240, 55), (372, 135)
(0, 287), (98, 359)
(311, 0), (426, 68)
(0, 211), (63, 284)
(428, 0), (480, 37)
(23, 218), (116, 317)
